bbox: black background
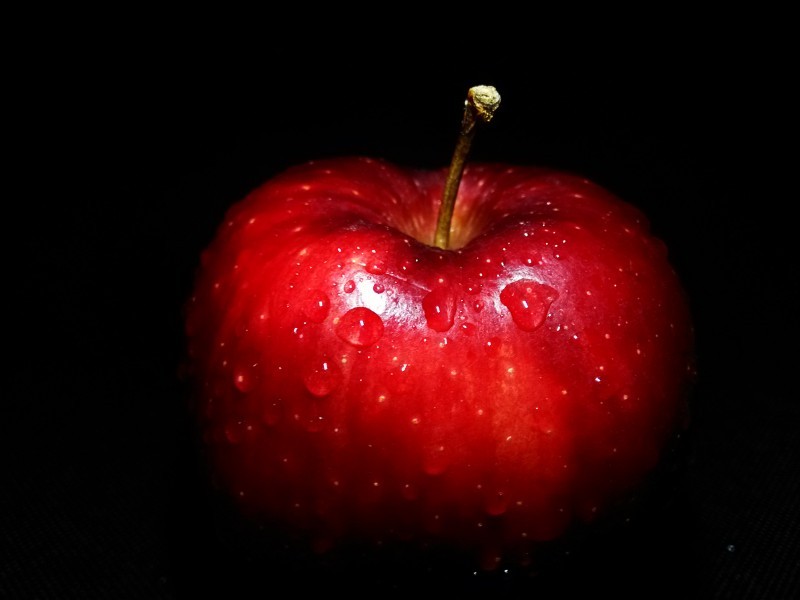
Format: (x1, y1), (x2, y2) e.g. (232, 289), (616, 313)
(5, 15), (798, 599)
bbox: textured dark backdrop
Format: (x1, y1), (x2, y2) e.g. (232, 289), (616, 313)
(5, 17), (797, 599)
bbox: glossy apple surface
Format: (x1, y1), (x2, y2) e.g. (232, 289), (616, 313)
(183, 156), (695, 571)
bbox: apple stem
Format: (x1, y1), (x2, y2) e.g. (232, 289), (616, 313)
(433, 85), (501, 250)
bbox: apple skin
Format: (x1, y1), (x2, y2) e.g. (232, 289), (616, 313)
(183, 156), (695, 571)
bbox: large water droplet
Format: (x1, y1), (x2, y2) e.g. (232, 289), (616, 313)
(302, 290), (330, 323)
(335, 307), (384, 347)
(303, 359), (342, 397)
(422, 287), (456, 332)
(343, 280), (356, 293)
(499, 280), (559, 331)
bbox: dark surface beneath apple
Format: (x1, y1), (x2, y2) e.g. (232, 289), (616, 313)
(5, 31), (798, 600)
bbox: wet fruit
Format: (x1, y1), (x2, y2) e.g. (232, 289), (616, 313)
(182, 87), (695, 576)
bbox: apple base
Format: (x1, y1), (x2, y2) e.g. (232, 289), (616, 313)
(176, 427), (695, 595)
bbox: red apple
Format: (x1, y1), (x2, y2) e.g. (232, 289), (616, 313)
(182, 88), (695, 576)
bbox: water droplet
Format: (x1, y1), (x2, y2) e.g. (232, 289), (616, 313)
(304, 413), (326, 433)
(422, 287), (456, 332)
(224, 419), (246, 444)
(343, 280), (356, 293)
(485, 489), (509, 516)
(373, 283), (385, 294)
(233, 363), (257, 392)
(335, 307), (384, 347)
(366, 259), (386, 274)
(303, 359), (342, 397)
(302, 290), (330, 323)
(401, 482), (420, 500)
(479, 548), (503, 572)
(386, 363), (412, 394)
(200, 249), (213, 268)
(499, 280), (559, 331)
(422, 444), (449, 475)
(312, 537), (334, 555)
(262, 400), (283, 426)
